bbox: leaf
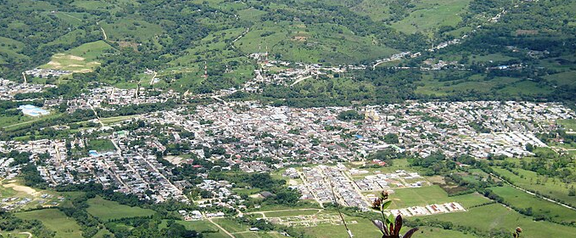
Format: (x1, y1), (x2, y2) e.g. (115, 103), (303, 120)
(381, 200), (392, 211)
(387, 213), (395, 224)
(403, 228), (419, 238)
(394, 215), (402, 235)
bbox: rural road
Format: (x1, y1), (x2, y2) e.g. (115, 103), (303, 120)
(206, 218), (234, 238)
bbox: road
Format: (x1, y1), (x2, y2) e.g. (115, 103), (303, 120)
(290, 75), (312, 87)
(19, 232), (32, 238)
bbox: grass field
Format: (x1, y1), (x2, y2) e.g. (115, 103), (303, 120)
(86, 196), (155, 221)
(492, 167), (576, 207)
(297, 219), (477, 238)
(490, 185), (576, 223)
(213, 218), (250, 233)
(389, 185), (489, 208)
(559, 119), (576, 131)
(391, 0), (471, 34)
(86, 139), (116, 152)
(424, 203), (576, 237)
(16, 209), (83, 238)
(39, 41), (113, 73)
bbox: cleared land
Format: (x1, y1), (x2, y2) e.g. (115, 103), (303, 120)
(39, 41), (113, 73)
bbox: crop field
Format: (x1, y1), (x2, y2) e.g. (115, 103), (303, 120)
(489, 185), (576, 223)
(86, 196), (155, 221)
(16, 209), (83, 238)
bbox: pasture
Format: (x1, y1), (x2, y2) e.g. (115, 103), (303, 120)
(16, 209), (83, 238)
(490, 185), (576, 223)
(86, 196), (155, 221)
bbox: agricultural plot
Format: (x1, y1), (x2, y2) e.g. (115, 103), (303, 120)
(86, 196), (155, 221)
(16, 209), (83, 238)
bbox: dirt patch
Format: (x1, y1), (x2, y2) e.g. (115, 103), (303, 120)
(47, 61), (61, 67)
(75, 69), (93, 73)
(164, 156), (184, 165)
(3, 183), (40, 196)
(68, 55), (85, 61)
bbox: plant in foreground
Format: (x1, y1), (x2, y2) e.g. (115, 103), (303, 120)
(372, 191), (418, 238)
(513, 227), (522, 238)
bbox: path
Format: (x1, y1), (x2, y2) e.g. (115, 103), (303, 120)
(101, 27), (108, 41)
(206, 217), (234, 238)
(230, 27), (250, 49)
(149, 71), (158, 85)
(19, 232), (32, 238)
(290, 75), (312, 87)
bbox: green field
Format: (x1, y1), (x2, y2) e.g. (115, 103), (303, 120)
(16, 209), (83, 238)
(389, 185), (489, 209)
(298, 219), (477, 238)
(86, 139), (116, 152)
(490, 185), (576, 223)
(39, 41), (113, 73)
(424, 203), (576, 237)
(559, 119), (576, 131)
(86, 196), (155, 221)
(391, 0), (471, 34)
(492, 167), (576, 207)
